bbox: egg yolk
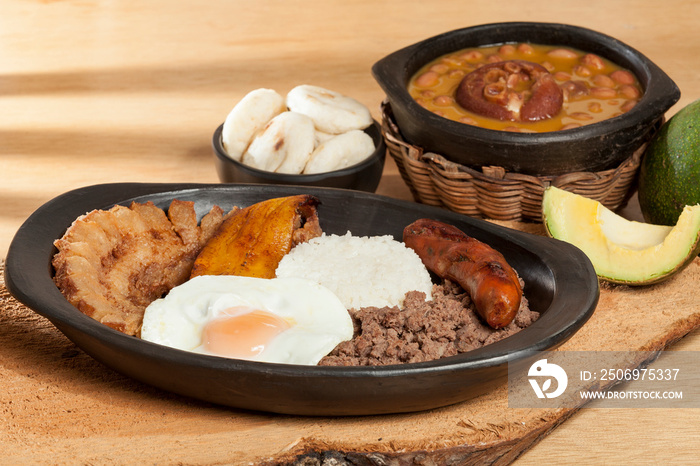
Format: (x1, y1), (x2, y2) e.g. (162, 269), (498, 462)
(202, 307), (291, 358)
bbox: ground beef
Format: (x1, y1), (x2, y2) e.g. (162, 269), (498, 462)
(319, 280), (538, 366)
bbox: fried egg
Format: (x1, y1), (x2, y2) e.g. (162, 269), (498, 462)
(140, 275), (353, 365)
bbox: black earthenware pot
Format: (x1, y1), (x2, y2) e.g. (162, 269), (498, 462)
(372, 22), (680, 176)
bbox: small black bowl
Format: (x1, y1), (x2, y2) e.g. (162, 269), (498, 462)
(372, 22), (680, 176)
(212, 120), (386, 192)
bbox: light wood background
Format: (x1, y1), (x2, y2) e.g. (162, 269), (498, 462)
(2, 1), (699, 463)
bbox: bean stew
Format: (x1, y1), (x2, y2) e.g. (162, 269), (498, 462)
(408, 43), (643, 133)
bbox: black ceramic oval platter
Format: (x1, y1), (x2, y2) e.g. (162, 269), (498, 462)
(5, 183), (599, 415)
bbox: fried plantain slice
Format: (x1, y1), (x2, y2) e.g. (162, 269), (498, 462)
(190, 194), (322, 279)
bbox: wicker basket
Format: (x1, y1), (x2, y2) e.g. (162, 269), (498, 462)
(381, 101), (646, 222)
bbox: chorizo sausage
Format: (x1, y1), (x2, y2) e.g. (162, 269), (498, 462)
(403, 218), (522, 329)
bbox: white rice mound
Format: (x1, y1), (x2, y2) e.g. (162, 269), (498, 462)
(275, 231), (433, 310)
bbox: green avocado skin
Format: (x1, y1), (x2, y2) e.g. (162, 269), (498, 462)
(638, 99), (700, 226)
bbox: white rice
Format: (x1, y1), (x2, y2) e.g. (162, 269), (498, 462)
(275, 231), (433, 310)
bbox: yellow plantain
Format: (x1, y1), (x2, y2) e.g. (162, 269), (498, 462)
(190, 194), (321, 279)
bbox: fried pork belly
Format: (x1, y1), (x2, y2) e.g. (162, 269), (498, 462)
(52, 200), (230, 336)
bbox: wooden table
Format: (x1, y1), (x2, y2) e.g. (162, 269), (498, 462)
(2, 1), (699, 463)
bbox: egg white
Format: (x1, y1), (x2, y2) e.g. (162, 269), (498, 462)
(140, 275), (354, 365)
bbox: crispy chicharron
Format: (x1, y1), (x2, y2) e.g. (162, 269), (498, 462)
(52, 200), (230, 336)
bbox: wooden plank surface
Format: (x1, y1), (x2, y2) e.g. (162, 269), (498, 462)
(2, 0), (700, 463)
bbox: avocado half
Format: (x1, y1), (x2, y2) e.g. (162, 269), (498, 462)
(542, 187), (700, 285)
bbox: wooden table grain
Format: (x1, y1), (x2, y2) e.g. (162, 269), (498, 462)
(2, 1), (699, 464)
